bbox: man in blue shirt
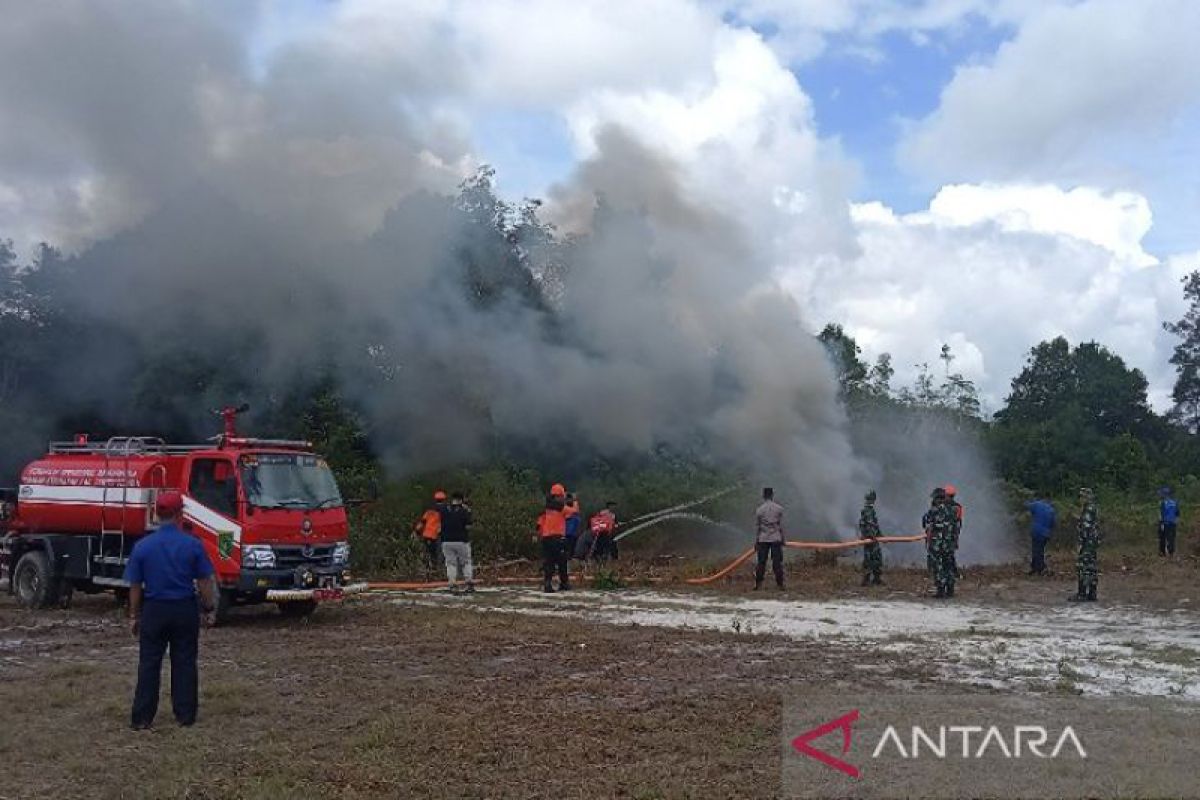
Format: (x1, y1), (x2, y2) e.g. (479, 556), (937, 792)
(1025, 498), (1056, 575)
(124, 490), (217, 729)
(1159, 487), (1180, 558)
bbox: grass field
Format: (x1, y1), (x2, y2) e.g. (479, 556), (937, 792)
(1, 547), (1198, 799)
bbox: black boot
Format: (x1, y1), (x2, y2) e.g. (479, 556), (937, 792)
(776, 581), (785, 591)
(946, 584), (955, 598)
(1068, 581), (1086, 602)
(543, 582), (556, 593)
(1086, 584), (1097, 602)
(934, 587), (946, 599)
(861, 574), (871, 587)
(559, 581), (572, 591)
(873, 576), (884, 586)
(753, 579), (763, 591)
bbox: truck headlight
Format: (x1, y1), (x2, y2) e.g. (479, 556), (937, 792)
(332, 542), (350, 566)
(242, 544), (276, 569)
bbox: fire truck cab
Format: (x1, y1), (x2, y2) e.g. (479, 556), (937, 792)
(1, 408), (365, 618)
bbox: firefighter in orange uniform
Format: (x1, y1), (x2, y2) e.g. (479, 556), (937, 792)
(413, 491), (446, 575)
(535, 483), (570, 593)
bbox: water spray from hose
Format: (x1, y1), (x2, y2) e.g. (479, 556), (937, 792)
(615, 484), (742, 538)
(614, 511), (746, 543)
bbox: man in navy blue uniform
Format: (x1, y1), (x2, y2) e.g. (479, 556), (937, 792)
(1158, 487), (1180, 558)
(1025, 497), (1056, 575)
(124, 490), (217, 729)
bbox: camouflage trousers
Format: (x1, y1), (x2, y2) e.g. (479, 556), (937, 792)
(1076, 540), (1099, 588)
(862, 541), (883, 579)
(929, 542), (956, 592)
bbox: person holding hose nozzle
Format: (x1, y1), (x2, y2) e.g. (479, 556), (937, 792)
(535, 483), (571, 593)
(563, 493), (581, 561)
(125, 490), (217, 729)
(754, 487), (785, 591)
(412, 490), (446, 575)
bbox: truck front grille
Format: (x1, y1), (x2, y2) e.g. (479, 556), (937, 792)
(272, 545), (335, 568)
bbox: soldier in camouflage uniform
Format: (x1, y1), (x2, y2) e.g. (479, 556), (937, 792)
(921, 494), (936, 580)
(1069, 488), (1101, 602)
(945, 485), (963, 578)
(925, 487), (957, 598)
(860, 490), (883, 586)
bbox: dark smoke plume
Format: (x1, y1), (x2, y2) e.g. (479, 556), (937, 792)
(1, 1), (1017, 554)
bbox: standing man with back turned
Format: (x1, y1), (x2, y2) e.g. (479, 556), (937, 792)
(535, 483), (571, 593)
(1069, 488), (1101, 602)
(1158, 487), (1180, 558)
(754, 487), (785, 591)
(860, 490), (883, 586)
(125, 490), (217, 730)
(439, 491), (475, 594)
(1025, 496), (1056, 575)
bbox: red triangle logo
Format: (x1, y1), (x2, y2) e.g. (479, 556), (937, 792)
(791, 709), (861, 779)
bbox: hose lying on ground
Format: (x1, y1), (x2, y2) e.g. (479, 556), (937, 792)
(369, 575), (589, 591)
(683, 534), (927, 585)
(368, 534), (928, 591)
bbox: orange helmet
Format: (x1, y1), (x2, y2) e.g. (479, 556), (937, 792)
(433, 490), (447, 501)
(944, 484), (957, 496)
(550, 483), (566, 496)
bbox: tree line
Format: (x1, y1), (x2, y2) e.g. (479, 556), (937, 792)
(818, 272), (1200, 498)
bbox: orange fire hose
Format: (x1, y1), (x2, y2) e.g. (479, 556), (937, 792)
(369, 535), (928, 592)
(684, 534), (926, 585)
(683, 548), (756, 584)
(786, 534), (927, 550)
(368, 574), (588, 592)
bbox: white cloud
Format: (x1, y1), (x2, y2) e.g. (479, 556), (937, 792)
(920, 184), (1156, 266)
(900, 0), (1200, 187)
(3, 0), (1197, 415)
(786, 184), (1196, 411)
(557, 25), (857, 256)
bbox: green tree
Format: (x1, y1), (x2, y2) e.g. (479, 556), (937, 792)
(1163, 269), (1200, 431)
(868, 353), (894, 398)
(817, 323), (869, 399)
(992, 336), (1156, 492)
(996, 337), (1151, 436)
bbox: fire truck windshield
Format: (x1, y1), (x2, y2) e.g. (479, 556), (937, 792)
(239, 453), (343, 510)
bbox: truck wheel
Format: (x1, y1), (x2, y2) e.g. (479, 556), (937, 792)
(213, 589), (234, 625)
(278, 600), (318, 618)
(13, 550), (62, 609)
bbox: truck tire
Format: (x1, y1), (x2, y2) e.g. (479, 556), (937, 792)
(213, 588), (234, 625)
(13, 550), (62, 609)
(278, 599), (318, 618)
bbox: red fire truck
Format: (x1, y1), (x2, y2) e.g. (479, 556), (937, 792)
(0, 406), (365, 618)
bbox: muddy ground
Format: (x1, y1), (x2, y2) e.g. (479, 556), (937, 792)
(1, 555), (1197, 799)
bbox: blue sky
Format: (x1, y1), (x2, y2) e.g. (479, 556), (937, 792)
(242, 3), (1197, 258)
(469, 16), (1023, 216)
(792, 21), (1014, 214)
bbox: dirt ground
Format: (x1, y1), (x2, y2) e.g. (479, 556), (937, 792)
(1, 554), (1197, 799)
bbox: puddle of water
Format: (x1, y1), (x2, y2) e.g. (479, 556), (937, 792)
(383, 587), (1200, 699)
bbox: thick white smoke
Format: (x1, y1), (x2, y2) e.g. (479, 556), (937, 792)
(0, 0), (1029, 557)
